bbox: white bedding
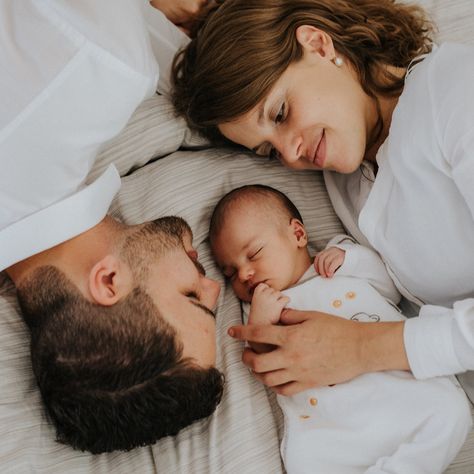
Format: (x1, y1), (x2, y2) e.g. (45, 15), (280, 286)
(1, 1), (473, 472)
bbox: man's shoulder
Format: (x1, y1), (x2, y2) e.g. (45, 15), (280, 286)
(43, 0), (159, 79)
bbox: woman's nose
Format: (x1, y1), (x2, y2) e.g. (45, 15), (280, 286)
(277, 131), (303, 167)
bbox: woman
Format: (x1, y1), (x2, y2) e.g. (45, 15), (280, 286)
(172, 0), (474, 399)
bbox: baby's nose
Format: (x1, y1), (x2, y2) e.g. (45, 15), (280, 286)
(238, 265), (254, 282)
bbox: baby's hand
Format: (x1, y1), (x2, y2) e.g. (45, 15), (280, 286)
(249, 283), (290, 326)
(314, 247), (345, 278)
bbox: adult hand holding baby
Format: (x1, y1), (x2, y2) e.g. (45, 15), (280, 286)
(229, 310), (409, 395)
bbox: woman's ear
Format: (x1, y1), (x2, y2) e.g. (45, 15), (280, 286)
(290, 218), (308, 248)
(295, 25), (336, 59)
(88, 255), (131, 306)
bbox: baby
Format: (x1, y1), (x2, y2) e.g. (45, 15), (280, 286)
(210, 184), (471, 474)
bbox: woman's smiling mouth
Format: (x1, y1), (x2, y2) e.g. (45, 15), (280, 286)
(313, 129), (326, 168)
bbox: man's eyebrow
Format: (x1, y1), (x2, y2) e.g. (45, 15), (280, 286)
(191, 300), (216, 319)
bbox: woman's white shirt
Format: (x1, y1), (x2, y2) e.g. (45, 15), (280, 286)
(325, 43), (474, 383)
(0, 0), (188, 271)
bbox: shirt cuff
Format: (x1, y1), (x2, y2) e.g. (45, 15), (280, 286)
(333, 243), (360, 276)
(404, 306), (464, 379)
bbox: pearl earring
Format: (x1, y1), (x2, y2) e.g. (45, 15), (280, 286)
(333, 56), (343, 67)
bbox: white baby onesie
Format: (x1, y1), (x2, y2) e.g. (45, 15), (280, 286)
(243, 237), (471, 473)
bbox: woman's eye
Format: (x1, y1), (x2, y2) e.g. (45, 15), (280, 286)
(269, 147), (281, 161)
(274, 103), (286, 124)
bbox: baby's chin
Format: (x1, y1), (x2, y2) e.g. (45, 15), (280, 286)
(239, 292), (252, 303)
(233, 286), (253, 303)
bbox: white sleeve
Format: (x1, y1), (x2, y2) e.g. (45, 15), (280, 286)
(405, 300), (474, 379)
(326, 235), (401, 304)
(404, 45), (474, 379)
(440, 73), (474, 373)
(436, 46), (474, 225)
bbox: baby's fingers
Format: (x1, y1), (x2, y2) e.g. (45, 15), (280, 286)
(316, 252), (329, 277)
(326, 256), (341, 277)
(277, 295), (290, 306)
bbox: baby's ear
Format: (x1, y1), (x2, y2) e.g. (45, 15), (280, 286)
(290, 218), (308, 248)
(88, 255), (133, 306)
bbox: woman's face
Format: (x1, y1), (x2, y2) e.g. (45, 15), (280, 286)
(218, 27), (378, 174)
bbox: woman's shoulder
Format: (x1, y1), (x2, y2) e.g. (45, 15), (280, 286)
(406, 42), (474, 92)
(399, 42), (474, 127)
(430, 42), (474, 75)
(395, 42), (474, 166)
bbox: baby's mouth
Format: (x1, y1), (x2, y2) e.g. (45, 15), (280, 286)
(248, 283), (257, 297)
(248, 280), (267, 296)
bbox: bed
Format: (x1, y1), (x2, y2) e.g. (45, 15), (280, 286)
(1, 1), (473, 472)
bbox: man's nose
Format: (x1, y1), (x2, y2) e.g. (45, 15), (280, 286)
(275, 130), (303, 167)
(201, 276), (221, 310)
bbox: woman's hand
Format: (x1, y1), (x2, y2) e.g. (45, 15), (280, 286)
(228, 309), (408, 396)
(150, 0), (209, 34)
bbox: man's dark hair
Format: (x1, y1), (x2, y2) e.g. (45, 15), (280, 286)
(209, 184), (303, 242)
(16, 265), (224, 454)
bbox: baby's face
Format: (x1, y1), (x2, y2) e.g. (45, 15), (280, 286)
(212, 207), (307, 302)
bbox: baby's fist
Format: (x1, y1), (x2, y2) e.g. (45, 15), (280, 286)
(249, 283), (289, 325)
(314, 247), (345, 278)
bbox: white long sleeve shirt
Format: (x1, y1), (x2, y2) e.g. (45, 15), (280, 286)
(325, 43), (474, 389)
(0, 0), (188, 271)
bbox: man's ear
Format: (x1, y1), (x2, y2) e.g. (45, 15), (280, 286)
(290, 218), (308, 248)
(295, 25), (336, 59)
(88, 255), (131, 306)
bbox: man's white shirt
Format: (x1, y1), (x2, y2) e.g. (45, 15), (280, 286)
(0, 0), (188, 270)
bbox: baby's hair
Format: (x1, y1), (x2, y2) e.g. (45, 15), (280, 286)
(209, 184), (303, 243)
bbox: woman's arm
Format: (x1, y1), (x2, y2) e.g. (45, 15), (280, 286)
(228, 309), (408, 395)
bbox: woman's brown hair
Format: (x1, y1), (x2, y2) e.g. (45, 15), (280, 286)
(172, 0), (434, 142)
